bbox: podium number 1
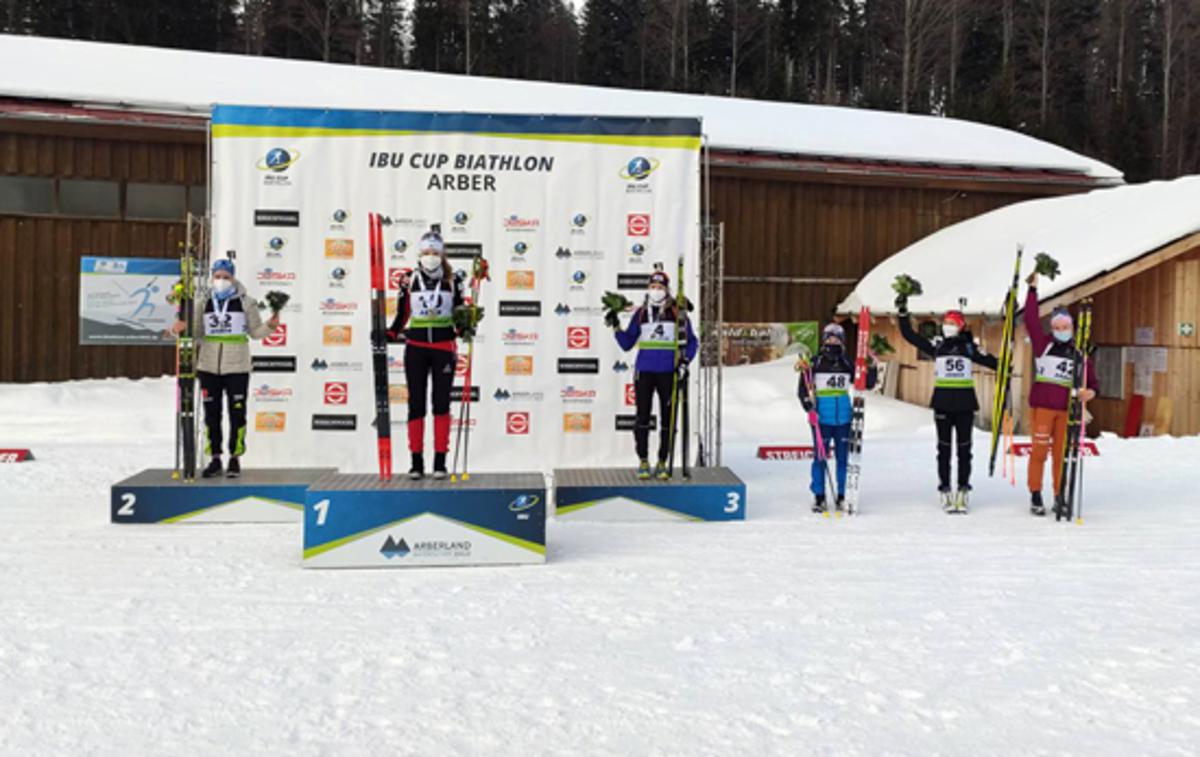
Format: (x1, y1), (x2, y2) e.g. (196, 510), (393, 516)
(725, 491), (741, 513)
(314, 499), (331, 526)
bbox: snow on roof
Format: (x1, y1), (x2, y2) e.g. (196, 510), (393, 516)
(839, 176), (1200, 316)
(0, 34), (1121, 181)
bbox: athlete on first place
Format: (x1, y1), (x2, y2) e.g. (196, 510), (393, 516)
(898, 302), (998, 511)
(613, 268), (698, 480)
(386, 228), (464, 480)
(172, 258), (279, 479)
(797, 322), (877, 513)
(1024, 272), (1098, 516)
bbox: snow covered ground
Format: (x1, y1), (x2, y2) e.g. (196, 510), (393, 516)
(1, 359), (1198, 755)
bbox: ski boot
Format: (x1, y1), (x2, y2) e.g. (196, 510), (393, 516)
(812, 495), (827, 514)
(939, 485), (954, 513)
(1030, 491), (1046, 517)
(201, 457), (223, 479)
(834, 495), (846, 514)
(431, 452), (448, 481)
(408, 453), (425, 481)
(637, 460), (651, 480)
(226, 457), (241, 479)
(952, 485), (971, 514)
(654, 461), (669, 481)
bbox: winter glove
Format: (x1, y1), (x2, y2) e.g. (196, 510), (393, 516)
(676, 362), (690, 381)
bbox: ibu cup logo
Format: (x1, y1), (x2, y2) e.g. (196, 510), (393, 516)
(514, 241), (529, 256)
(572, 270), (587, 285)
(393, 239), (408, 254)
(257, 147), (300, 173)
(509, 493), (540, 512)
(620, 156), (660, 181)
(631, 243), (645, 257)
(454, 211), (470, 225)
(265, 236), (287, 256)
(572, 213), (588, 228)
(332, 209), (349, 224)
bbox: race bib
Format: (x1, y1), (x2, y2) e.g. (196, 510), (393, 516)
(1035, 354), (1074, 387)
(639, 319), (679, 350)
(935, 355), (973, 387)
(204, 309), (247, 337)
(814, 371), (851, 396)
(411, 288), (453, 317)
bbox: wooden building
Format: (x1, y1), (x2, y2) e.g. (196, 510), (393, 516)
(840, 177), (1200, 437)
(0, 34), (1121, 382)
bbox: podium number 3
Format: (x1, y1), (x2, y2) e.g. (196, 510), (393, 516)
(725, 492), (741, 513)
(117, 492), (136, 516)
(314, 499), (331, 526)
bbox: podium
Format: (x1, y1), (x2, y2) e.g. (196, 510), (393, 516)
(303, 472), (547, 569)
(111, 468), (335, 524)
(553, 467), (747, 521)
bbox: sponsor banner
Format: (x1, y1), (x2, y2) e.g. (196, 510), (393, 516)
(78, 257), (179, 345)
(723, 322), (820, 366)
(214, 105), (700, 472)
(615, 414), (655, 431)
(756, 445), (816, 461)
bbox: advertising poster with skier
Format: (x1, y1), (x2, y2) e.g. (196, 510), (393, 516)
(78, 256), (180, 345)
(210, 106), (702, 474)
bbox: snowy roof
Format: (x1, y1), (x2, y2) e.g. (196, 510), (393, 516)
(839, 176), (1200, 316)
(0, 34), (1121, 181)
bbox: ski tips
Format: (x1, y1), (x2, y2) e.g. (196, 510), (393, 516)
(461, 473), (471, 482)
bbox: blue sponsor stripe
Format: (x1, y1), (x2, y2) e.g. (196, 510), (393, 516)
(212, 104), (702, 137)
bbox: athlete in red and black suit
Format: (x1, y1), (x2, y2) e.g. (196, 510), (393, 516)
(387, 229), (463, 480)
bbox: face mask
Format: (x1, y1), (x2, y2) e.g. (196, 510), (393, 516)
(824, 342), (843, 355)
(1053, 329), (1073, 343)
(942, 324), (961, 338)
(647, 288), (667, 305)
(419, 254), (442, 274)
(212, 278), (233, 295)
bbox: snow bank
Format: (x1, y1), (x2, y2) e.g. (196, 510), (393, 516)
(0, 34), (1120, 180)
(839, 176), (1200, 315)
(0, 360), (1197, 754)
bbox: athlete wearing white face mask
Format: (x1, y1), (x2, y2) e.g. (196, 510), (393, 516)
(386, 226), (465, 480)
(170, 258), (279, 479)
(897, 305), (998, 512)
(613, 270), (698, 480)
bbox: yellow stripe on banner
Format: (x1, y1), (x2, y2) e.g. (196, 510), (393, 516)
(212, 124), (701, 150)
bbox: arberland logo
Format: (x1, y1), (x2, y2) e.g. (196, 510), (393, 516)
(381, 536), (410, 559)
(311, 358), (329, 371)
(255, 210), (300, 227)
(555, 247), (572, 259)
(493, 388), (546, 402)
(558, 358), (600, 374)
(257, 147), (301, 173)
(498, 300), (541, 317)
(251, 356), (297, 373)
(618, 273), (651, 290)
(312, 414), (357, 431)
(554, 303), (571, 316)
(613, 360), (630, 373)
(619, 156), (660, 181)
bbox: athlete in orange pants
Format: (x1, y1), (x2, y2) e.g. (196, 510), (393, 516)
(1027, 407), (1068, 496)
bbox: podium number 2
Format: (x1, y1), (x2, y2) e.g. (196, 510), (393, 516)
(314, 499), (331, 526)
(117, 492), (136, 516)
(725, 492), (741, 513)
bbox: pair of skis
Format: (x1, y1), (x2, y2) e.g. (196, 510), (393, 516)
(800, 360), (841, 517)
(988, 245), (1024, 479)
(173, 250), (198, 482)
(1057, 299), (1093, 523)
(841, 306), (871, 516)
(450, 257), (490, 483)
(666, 255), (691, 479)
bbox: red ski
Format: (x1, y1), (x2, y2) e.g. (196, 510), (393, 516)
(844, 307), (871, 514)
(368, 212), (393, 481)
